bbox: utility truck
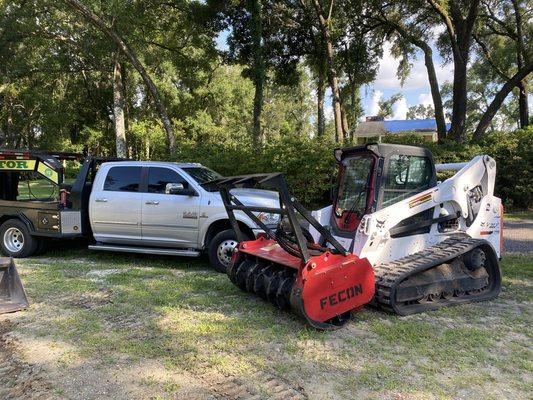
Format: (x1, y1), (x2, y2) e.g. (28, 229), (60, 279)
(0, 150), (279, 272)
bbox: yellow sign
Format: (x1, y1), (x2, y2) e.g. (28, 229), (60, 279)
(37, 162), (59, 184)
(0, 160), (36, 171)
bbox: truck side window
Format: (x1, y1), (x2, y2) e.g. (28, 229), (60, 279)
(104, 166), (141, 192)
(147, 167), (188, 194)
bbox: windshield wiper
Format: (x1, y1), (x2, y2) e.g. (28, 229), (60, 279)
(343, 186), (366, 224)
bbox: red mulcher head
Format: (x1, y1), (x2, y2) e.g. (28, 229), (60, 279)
(218, 173), (375, 330)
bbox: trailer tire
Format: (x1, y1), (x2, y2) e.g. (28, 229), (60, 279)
(0, 219), (39, 258)
(208, 229), (250, 273)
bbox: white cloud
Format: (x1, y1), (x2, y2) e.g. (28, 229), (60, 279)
(369, 90), (383, 116)
(392, 97), (408, 120)
(418, 93), (434, 107)
(372, 42), (453, 91)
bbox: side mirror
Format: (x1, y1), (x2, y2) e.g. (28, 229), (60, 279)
(166, 182), (184, 194)
(165, 182), (198, 196)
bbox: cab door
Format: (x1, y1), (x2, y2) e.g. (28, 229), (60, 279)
(141, 167), (201, 248)
(89, 165), (143, 244)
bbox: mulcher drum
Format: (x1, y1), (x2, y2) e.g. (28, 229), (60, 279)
(229, 237), (375, 330)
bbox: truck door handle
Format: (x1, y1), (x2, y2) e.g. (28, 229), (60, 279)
(145, 200), (159, 205)
(95, 198), (108, 202)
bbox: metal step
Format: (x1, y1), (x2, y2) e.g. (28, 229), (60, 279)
(88, 244), (201, 257)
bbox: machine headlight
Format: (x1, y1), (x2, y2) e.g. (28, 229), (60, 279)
(256, 212), (280, 226)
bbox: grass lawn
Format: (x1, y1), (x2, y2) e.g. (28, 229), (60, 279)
(505, 210), (533, 221)
(4, 245), (532, 400)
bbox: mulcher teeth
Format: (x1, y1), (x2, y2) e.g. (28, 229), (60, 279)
(232, 257), (295, 311)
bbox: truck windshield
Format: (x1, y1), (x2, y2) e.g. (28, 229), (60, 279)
(335, 155), (374, 217)
(182, 167), (223, 190)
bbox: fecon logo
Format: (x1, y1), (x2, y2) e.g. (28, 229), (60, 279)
(0, 160), (32, 170)
(319, 284), (363, 310)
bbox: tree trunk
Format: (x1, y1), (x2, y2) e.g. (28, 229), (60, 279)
(311, 0), (347, 142)
(5, 98), (13, 148)
(511, 0), (529, 128)
(250, 0), (265, 146)
(422, 48), (447, 141)
(473, 60), (533, 140)
(317, 63), (326, 137)
(427, 0), (480, 142)
(64, 0), (176, 154)
(448, 52), (468, 142)
(517, 80), (529, 128)
(384, 19), (447, 140)
(113, 55), (127, 158)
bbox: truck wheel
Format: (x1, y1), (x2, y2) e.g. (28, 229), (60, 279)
(0, 219), (39, 258)
(208, 229), (250, 273)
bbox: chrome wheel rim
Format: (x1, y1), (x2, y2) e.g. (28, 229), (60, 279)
(4, 227), (24, 253)
(217, 239), (237, 267)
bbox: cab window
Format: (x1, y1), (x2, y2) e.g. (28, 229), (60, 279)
(16, 171), (58, 201)
(382, 155), (432, 207)
(103, 166), (141, 192)
(147, 167), (188, 194)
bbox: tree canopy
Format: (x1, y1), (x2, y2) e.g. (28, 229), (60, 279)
(0, 0), (530, 156)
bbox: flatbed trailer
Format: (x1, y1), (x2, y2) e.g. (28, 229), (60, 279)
(0, 149), (123, 256)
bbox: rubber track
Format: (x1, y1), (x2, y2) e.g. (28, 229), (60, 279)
(374, 236), (495, 315)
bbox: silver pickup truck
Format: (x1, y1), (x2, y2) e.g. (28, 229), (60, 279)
(88, 161), (279, 271)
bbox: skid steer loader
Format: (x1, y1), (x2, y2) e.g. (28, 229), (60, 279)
(218, 143), (503, 330)
(0, 258), (29, 314)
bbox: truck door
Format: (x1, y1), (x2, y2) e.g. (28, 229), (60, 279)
(141, 167), (201, 248)
(89, 165), (143, 243)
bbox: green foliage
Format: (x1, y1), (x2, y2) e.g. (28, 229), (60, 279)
(406, 104), (435, 120)
(377, 93), (403, 119)
(384, 127), (533, 208)
(176, 134), (337, 208)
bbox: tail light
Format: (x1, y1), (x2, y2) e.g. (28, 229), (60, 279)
(500, 204), (504, 255)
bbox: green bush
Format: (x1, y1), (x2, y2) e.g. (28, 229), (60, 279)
(175, 134), (337, 208)
(172, 128), (532, 210)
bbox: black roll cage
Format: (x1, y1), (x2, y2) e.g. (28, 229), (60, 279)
(217, 173), (349, 264)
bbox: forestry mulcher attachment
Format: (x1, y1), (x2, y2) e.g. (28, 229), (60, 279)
(218, 144), (503, 330)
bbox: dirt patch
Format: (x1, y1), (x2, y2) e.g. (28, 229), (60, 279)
(197, 370), (307, 400)
(64, 288), (113, 310)
(0, 320), (54, 400)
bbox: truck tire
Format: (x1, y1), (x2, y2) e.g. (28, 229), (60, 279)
(0, 219), (39, 258)
(208, 229), (250, 273)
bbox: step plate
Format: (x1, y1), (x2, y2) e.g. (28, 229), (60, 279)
(88, 244), (201, 257)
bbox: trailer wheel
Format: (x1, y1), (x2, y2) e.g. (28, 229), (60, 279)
(208, 229), (250, 273)
(0, 219), (39, 258)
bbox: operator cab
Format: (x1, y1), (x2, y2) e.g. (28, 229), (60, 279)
(331, 143), (437, 234)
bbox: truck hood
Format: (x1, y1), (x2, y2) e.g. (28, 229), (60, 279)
(213, 188), (279, 208)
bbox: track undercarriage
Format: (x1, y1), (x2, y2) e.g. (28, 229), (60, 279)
(374, 236), (502, 315)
